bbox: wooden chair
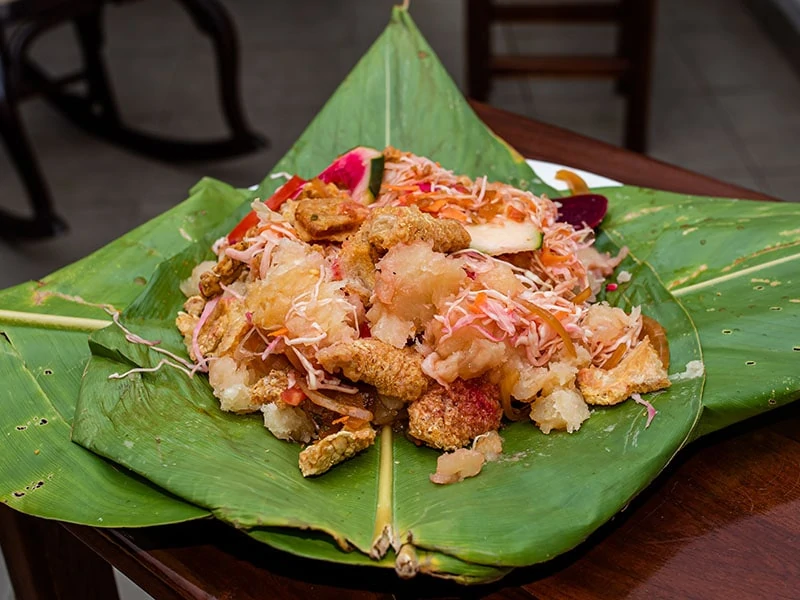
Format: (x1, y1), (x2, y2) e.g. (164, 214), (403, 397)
(466, 0), (657, 153)
(0, 0), (265, 240)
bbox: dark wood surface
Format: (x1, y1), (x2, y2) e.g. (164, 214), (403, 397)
(6, 105), (799, 600)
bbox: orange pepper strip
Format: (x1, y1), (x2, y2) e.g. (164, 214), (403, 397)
(640, 315), (670, 370)
(601, 343), (627, 369)
(540, 248), (572, 266)
(517, 298), (576, 358)
(555, 169), (590, 195)
(572, 286), (593, 305)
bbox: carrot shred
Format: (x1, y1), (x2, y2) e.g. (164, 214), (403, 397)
(420, 199), (447, 213)
(506, 205), (526, 222)
(269, 327), (289, 337)
(332, 416), (350, 425)
(439, 206), (468, 222)
(383, 184), (422, 192)
(469, 292), (489, 313)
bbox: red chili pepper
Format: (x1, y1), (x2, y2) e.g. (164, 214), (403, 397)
(606, 283), (618, 292)
(280, 386), (305, 406)
(227, 175), (306, 243)
(266, 175), (305, 211)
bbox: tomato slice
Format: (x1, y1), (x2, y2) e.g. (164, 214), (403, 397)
(227, 175), (306, 243)
(280, 386), (305, 406)
(266, 175), (305, 211)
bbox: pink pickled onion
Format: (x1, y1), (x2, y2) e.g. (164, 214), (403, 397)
(191, 297), (219, 374)
(631, 393), (657, 428)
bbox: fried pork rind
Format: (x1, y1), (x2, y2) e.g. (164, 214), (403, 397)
(298, 423), (376, 477)
(316, 339), (428, 402)
(176, 297), (250, 362)
(249, 369), (290, 405)
(289, 197), (369, 243)
(577, 337), (670, 406)
(366, 205), (470, 253)
(408, 378), (503, 451)
(199, 241), (248, 298)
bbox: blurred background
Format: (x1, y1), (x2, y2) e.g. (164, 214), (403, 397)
(0, 0), (798, 288)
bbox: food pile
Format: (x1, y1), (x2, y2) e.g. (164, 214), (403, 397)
(175, 147), (671, 481)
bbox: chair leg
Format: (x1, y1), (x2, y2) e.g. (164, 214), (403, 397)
(623, 0), (656, 153)
(615, 0), (632, 95)
(176, 0), (258, 140)
(0, 56), (66, 239)
(73, 5), (121, 127)
(466, 0), (492, 101)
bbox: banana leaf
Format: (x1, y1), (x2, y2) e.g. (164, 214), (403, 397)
(0, 4), (797, 584)
(0, 178), (248, 524)
(597, 190), (800, 437)
(68, 7), (704, 578)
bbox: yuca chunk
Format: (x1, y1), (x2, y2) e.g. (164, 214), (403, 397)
(298, 424), (376, 477)
(208, 356), (260, 413)
(430, 448), (485, 485)
(530, 388), (591, 434)
(262, 402), (315, 444)
(338, 206), (471, 305)
(408, 378), (503, 451)
(367, 241), (468, 348)
(316, 339), (428, 402)
(577, 337), (670, 406)
(292, 197), (369, 242)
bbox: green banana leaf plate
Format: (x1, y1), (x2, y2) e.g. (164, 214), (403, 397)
(1, 7), (798, 584)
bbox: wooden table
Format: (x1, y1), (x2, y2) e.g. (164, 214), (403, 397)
(2, 104), (798, 600)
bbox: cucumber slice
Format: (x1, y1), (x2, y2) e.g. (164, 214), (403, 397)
(465, 220), (543, 255)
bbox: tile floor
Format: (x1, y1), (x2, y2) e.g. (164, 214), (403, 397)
(0, 0), (798, 596)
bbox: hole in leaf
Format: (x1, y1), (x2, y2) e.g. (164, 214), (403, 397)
(793, 347), (800, 352)
(13, 491), (24, 498)
(745, 361), (756, 366)
(722, 329), (732, 335)
(38, 418), (48, 425)
(16, 425), (27, 431)
(770, 306), (782, 311)
(754, 285), (764, 291)
(768, 399), (777, 406)
(44, 369), (53, 375)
